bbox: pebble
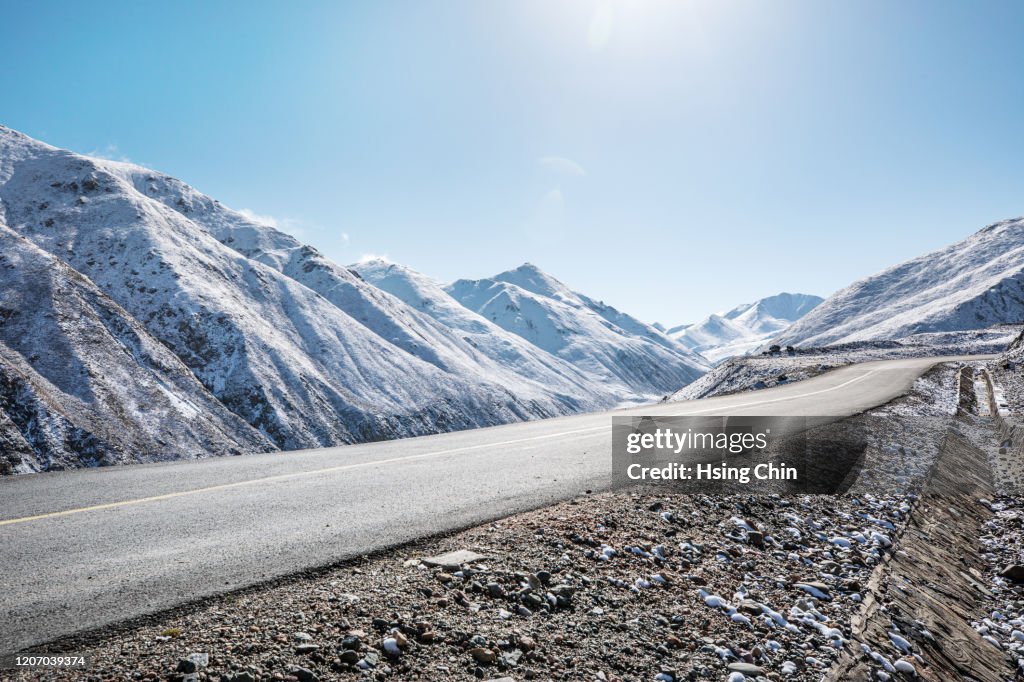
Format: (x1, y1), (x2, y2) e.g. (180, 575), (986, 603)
(726, 662), (763, 675)
(286, 666), (319, 682)
(175, 653), (208, 674)
(893, 659), (917, 675)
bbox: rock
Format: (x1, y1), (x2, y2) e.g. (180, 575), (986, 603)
(500, 649), (523, 667)
(738, 600), (764, 615)
(1001, 565), (1024, 583)
(176, 654), (209, 674)
(340, 635), (361, 650)
(286, 666), (319, 682)
(486, 582), (505, 598)
(550, 584), (575, 607)
(223, 673), (256, 682)
(747, 530), (764, 547)
(727, 662), (764, 675)
(383, 637), (401, 657)
(469, 647), (497, 664)
(794, 582), (831, 600)
(421, 549), (487, 570)
(893, 659), (917, 675)
(338, 650), (360, 665)
(295, 644), (319, 654)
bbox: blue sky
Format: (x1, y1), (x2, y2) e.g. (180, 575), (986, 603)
(4, 0), (1023, 323)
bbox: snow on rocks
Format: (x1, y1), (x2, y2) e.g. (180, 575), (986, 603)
(38, 376), (967, 682)
(893, 659), (917, 675)
(975, 496), (1024, 659)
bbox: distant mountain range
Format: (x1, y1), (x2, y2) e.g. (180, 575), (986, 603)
(774, 219), (1024, 346)
(444, 264), (707, 396)
(662, 293), (824, 363)
(0, 126), (706, 473)
(3, 124), (1022, 474)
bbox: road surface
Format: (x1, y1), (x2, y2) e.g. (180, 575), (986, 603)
(0, 355), (989, 654)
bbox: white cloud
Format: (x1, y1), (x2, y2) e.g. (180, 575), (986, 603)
(237, 208), (282, 228)
(87, 143), (133, 163)
(237, 208), (309, 240)
(540, 156), (587, 177)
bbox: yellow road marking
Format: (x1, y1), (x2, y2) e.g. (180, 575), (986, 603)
(0, 426), (605, 527)
(0, 367), (879, 527)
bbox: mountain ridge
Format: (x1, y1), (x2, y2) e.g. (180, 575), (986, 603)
(446, 265), (709, 397)
(773, 220), (1024, 346)
(0, 125), (708, 471)
(666, 292), (823, 363)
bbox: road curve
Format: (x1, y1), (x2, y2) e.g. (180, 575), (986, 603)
(0, 355), (991, 654)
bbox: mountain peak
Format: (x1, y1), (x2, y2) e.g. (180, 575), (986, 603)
(356, 255), (396, 268)
(492, 262), (569, 300)
(445, 266), (708, 396)
(668, 292), (822, 363)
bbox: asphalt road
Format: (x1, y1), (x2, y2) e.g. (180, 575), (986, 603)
(0, 355), (989, 655)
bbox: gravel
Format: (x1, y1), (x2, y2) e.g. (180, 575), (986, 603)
(12, 362), (1013, 682)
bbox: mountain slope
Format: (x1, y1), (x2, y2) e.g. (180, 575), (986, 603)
(667, 293), (823, 363)
(351, 258), (621, 408)
(774, 219), (1024, 346)
(0, 126), (632, 462)
(99, 161), (628, 418)
(446, 264), (708, 398)
(0, 224), (274, 474)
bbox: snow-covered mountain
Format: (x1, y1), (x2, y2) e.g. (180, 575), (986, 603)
(351, 259), (622, 408)
(0, 126), (705, 471)
(774, 219), (1024, 347)
(0, 225), (275, 474)
(666, 293), (823, 363)
(446, 264), (709, 397)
